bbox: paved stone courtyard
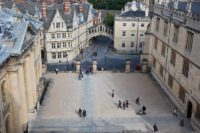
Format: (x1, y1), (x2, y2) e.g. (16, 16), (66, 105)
(30, 72), (194, 133)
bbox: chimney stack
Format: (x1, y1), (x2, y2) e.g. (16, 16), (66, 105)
(47, 0), (54, 5)
(15, 0), (27, 3)
(41, 0), (47, 18)
(64, 0), (71, 14)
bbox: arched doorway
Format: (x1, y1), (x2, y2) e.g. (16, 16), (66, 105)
(187, 101), (193, 118)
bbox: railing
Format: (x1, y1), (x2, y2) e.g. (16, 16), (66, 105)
(3, 101), (10, 119)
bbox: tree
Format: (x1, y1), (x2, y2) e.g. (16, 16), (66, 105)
(103, 13), (114, 27)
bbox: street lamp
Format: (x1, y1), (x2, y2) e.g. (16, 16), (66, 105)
(66, 53), (68, 71)
(104, 52), (107, 69)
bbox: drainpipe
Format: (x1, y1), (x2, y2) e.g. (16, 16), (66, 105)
(136, 18), (140, 53)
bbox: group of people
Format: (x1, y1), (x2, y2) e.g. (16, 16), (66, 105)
(118, 100), (129, 109)
(78, 108), (87, 118)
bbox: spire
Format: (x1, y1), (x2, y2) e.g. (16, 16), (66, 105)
(41, 0), (47, 18)
(64, 0), (71, 14)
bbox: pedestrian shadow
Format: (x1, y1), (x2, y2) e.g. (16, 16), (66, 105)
(113, 102), (119, 108)
(75, 110), (81, 117)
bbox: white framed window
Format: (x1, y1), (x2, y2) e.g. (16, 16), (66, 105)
(51, 34), (55, 39)
(52, 53), (56, 59)
(123, 23), (126, 26)
(122, 42), (125, 47)
(58, 52), (62, 58)
(122, 31), (126, 36)
(131, 33), (135, 36)
(63, 42), (67, 48)
(57, 43), (61, 48)
(62, 33), (66, 38)
(141, 23), (144, 27)
(139, 42), (143, 48)
(56, 22), (60, 28)
(132, 23), (135, 27)
(57, 33), (61, 39)
(131, 42), (134, 47)
(140, 34), (144, 37)
(63, 51), (68, 58)
(52, 43), (56, 49)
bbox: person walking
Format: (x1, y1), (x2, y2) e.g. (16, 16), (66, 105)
(136, 97), (140, 105)
(179, 119), (184, 127)
(173, 107), (177, 117)
(83, 109), (86, 118)
(111, 89), (114, 98)
(153, 122), (158, 132)
(126, 100), (129, 108)
(123, 101), (126, 110)
(118, 100), (122, 108)
(78, 108), (82, 117)
(55, 68), (58, 74)
(142, 105), (146, 114)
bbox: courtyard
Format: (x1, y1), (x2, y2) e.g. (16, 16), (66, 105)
(30, 72), (194, 133)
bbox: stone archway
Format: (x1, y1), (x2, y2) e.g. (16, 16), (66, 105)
(187, 101), (193, 118)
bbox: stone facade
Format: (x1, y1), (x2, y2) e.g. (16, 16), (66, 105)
(44, 0), (101, 63)
(146, 0), (200, 130)
(114, 1), (150, 53)
(0, 7), (44, 133)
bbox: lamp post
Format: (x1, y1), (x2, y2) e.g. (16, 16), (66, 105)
(66, 53), (68, 71)
(104, 52), (107, 69)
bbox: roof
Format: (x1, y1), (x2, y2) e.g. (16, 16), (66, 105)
(120, 10), (146, 17)
(45, 3), (93, 30)
(0, 8), (43, 66)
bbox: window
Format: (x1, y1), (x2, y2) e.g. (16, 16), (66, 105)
(153, 57), (156, 68)
(168, 74), (173, 88)
(62, 33), (66, 38)
(173, 25), (179, 43)
(163, 21), (168, 36)
(51, 34), (55, 39)
(53, 23), (55, 28)
(123, 23), (126, 26)
(154, 37), (158, 50)
(156, 17), (160, 31)
(68, 42), (71, 48)
(170, 50), (176, 66)
(52, 53), (56, 59)
(140, 34), (144, 37)
(185, 31), (194, 52)
(131, 42), (134, 47)
(161, 42), (166, 57)
(52, 43), (56, 49)
(57, 43), (61, 48)
(58, 52), (62, 58)
(63, 51), (68, 58)
(57, 33), (61, 39)
(61, 22), (63, 28)
(141, 23), (144, 27)
(63, 42), (67, 48)
(56, 22), (60, 28)
(122, 43), (125, 47)
(132, 23), (135, 27)
(195, 104), (200, 121)
(179, 85), (186, 103)
(182, 59), (189, 78)
(159, 65), (164, 78)
(131, 33), (135, 36)
(122, 31), (126, 36)
(139, 42), (143, 48)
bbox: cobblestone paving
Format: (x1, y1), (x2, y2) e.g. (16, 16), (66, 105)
(29, 72), (194, 133)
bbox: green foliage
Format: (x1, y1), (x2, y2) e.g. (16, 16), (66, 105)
(88, 0), (134, 10)
(103, 13), (114, 27)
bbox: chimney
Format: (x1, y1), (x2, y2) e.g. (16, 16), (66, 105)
(186, 0), (192, 13)
(15, 0), (27, 3)
(64, 0), (71, 14)
(79, 0), (84, 4)
(79, 4), (83, 13)
(41, 0), (47, 18)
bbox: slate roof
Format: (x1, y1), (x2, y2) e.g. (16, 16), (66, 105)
(120, 10), (146, 17)
(45, 3), (92, 30)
